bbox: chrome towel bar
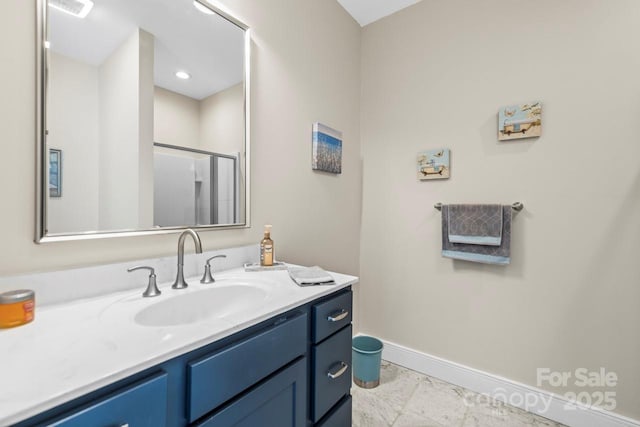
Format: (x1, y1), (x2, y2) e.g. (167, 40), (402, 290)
(434, 202), (524, 212)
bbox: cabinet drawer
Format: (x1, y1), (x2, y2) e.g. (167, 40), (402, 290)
(188, 311), (307, 422)
(194, 358), (307, 427)
(46, 372), (168, 427)
(312, 291), (352, 344)
(316, 395), (352, 427)
(311, 324), (352, 423)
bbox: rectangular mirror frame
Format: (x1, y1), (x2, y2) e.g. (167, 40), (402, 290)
(35, 0), (251, 243)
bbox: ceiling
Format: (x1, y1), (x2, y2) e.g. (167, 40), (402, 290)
(47, 0), (420, 100)
(48, 0), (245, 100)
(337, 0), (423, 27)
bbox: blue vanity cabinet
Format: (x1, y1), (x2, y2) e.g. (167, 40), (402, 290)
(193, 358), (307, 427)
(312, 291), (352, 343)
(316, 396), (352, 427)
(15, 288), (353, 427)
(311, 325), (353, 423)
(38, 372), (169, 427)
(311, 290), (353, 426)
(187, 311), (307, 422)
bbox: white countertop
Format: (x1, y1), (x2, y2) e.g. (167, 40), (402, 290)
(0, 266), (358, 427)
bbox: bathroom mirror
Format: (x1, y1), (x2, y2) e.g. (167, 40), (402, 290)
(36, 0), (250, 242)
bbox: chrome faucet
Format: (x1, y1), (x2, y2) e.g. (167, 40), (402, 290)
(172, 229), (203, 289)
(127, 265), (161, 298)
(200, 254), (227, 284)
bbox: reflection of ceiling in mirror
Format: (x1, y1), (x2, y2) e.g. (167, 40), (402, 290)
(47, 0), (244, 100)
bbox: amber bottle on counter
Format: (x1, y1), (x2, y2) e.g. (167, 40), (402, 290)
(260, 225), (274, 266)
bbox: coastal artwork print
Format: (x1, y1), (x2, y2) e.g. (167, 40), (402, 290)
(498, 101), (542, 141)
(312, 122), (342, 174)
(49, 148), (62, 197)
(417, 149), (450, 180)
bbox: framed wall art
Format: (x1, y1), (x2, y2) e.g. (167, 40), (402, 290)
(498, 102), (542, 141)
(312, 122), (342, 174)
(49, 148), (62, 197)
(417, 149), (450, 180)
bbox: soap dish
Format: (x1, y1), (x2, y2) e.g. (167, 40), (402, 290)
(244, 262), (288, 272)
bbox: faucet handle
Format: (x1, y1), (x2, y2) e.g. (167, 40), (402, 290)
(205, 254), (227, 266)
(127, 266), (161, 298)
(201, 255), (227, 284)
(127, 265), (155, 274)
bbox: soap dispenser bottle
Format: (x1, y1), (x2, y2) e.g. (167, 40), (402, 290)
(260, 225), (274, 266)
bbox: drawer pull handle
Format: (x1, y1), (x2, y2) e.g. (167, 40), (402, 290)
(327, 362), (349, 379)
(327, 309), (349, 322)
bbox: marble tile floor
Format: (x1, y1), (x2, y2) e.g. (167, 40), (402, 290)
(352, 360), (568, 427)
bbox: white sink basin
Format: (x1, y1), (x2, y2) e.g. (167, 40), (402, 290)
(135, 284), (268, 327)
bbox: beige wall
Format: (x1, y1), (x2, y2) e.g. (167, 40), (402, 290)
(137, 29), (155, 228)
(0, 0), (362, 290)
(47, 52), (100, 234)
(153, 82), (244, 156)
(200, 83), (244, 156)
(47, 30), (155, 234)
(359, 0), (640, 419)
(154, 86), (200, 148)
(98, 29), (151, 230)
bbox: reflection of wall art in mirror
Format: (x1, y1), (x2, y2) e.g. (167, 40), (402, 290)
(312, 122), (342, 174)
(498, 102), (542, 141)
(417, 149), (450, 180)
(49, 149), (62, 197)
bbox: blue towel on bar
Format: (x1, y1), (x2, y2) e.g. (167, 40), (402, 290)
(448, 204), (503, 246)
(441, 205), (511, 265)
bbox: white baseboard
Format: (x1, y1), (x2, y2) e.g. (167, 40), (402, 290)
(372, 338), (639, 427)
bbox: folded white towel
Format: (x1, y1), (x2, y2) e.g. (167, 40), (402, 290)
(288, 266), (335, 286)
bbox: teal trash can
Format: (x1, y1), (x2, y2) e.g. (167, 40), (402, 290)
(352, 336), (383, 388)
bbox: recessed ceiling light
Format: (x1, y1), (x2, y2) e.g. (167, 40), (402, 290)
(193, 1), (215, 15)
(175, 71), (191, 80)
(48, 0), (94, 19)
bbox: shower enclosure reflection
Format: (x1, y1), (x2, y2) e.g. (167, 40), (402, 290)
(153, 144), (238, 227)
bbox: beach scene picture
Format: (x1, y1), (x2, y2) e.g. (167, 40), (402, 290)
(498, 101), (542, 141)
(312, 122), (342, 174)
(417, 149), (450, 180)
